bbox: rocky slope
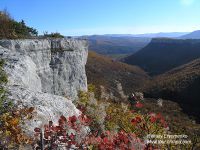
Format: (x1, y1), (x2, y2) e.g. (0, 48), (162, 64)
(0, 38), (88, 133)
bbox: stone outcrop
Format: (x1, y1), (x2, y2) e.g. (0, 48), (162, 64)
(0, 38), (88, 133)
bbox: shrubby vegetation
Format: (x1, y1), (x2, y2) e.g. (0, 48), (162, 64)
(0, 10), (38, 39)
(0, 60), (35, 149)
(43, 31), (65, 38)
(0, 10), (66, 40)
(32, 84), (199, 149)
(0, 60), (8, 112)
(0, 107), (34, 149)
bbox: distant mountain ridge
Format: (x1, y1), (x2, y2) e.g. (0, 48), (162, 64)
(81, 32), (188, 38)
(123, 38), (200, 75)
(104, 32), (188, 38)
(84, 35), (151, 57)
(78, 32), (189, 59)
(180, 30), (200, 39)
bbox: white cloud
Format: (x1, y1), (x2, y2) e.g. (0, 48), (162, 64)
(180, 0), (195, 6)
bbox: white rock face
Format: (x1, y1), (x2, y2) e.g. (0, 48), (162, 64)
(0, 39), (88, 99)
(0, 38), (88, 133)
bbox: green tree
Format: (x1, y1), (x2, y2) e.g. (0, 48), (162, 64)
(43, 32), (64, 38)
(0, 10), (38, 39)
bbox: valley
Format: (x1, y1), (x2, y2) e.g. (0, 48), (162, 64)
(86, 51), (149, 100)
(143, 58), (200, 121)
(86, 33), (200, 123)
(86, 50), (200, 147)
(82, 35), (151, 59)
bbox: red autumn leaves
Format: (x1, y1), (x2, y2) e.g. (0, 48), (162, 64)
(135, 102), (144, 108)
(130, 96), (168, 132)
(149, 113), (167, 128)
(33, 92), (168, 149)
(130, 93), (144, 108)
(33, 113), (145, 149)
(131, 116), (142, 125)
(33, 114), (92, 149)
(86, 130), (144, 150)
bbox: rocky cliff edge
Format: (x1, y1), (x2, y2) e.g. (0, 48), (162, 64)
(0, 38), (88, 133)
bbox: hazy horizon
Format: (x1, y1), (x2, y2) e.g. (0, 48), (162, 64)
(77, 31), (190, 37)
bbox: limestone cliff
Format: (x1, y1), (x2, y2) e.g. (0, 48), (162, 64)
(0, 38), (88, 133)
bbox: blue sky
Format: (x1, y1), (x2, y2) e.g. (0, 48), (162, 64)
(0, 0), (200, 36)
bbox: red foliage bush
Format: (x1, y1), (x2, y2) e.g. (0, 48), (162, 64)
(33, 100), (168, 150)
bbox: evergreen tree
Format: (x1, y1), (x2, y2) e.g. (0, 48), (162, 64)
(0, 10), (38, 39)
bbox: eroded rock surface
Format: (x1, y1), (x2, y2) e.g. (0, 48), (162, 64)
(0, 38), (88, 133)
